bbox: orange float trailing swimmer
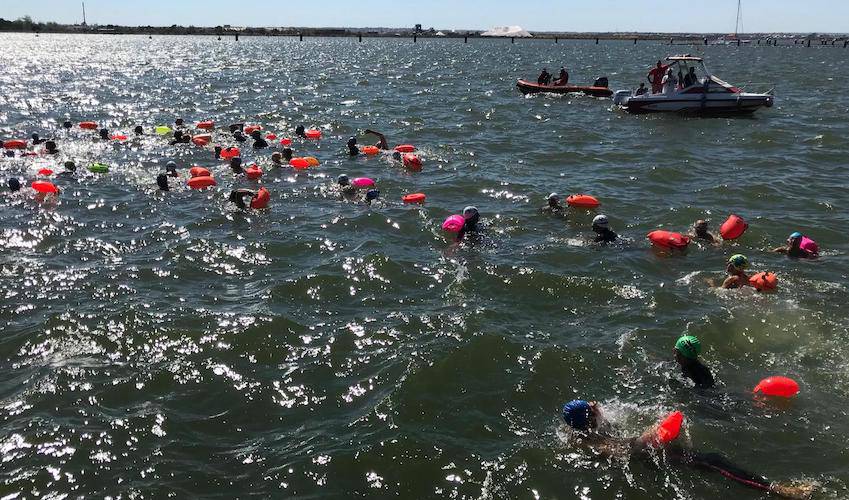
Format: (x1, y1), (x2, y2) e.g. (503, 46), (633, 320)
(244, 125), (262, 135)
(402, 193), (426, 204)
(31, 180), (59, 194)
(720, 214), (748, 240)
(196, 121), (215, 130)
(394, 144), (416, 153)
(79, 121), (98, 130)
(304, 129), (322, 140)
(648, 230), (690, 250)
(220, 147), (240, 160)
(187, 176), (216, 190)
(289, 157), (310, 169)
(566, 194), (600, 208)
(192, 137), (209, 147)
(245, 164), (263, 179)
(3, 139), (27, 149)
(250, 187), (270, 209)
(650, 411), (683, 445)
(37, 168), (54, 176)
(111, 134), (128, 141)
(748, 271), (778, 291)
(402, 153), (423, 170)
(189, 166), (211, 178)
(265, 133), (277, 141)
(304, 156), (320, 167)
(361, 145), (380, 155)
(280, 138), (292, 146)
(753, 376), (799, 397)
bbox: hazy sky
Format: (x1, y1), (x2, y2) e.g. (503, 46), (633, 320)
(5, 0), (848, 33)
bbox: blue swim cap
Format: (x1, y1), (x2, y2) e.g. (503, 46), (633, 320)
(789, 232), (802, 240)
(562, 400), (592, 430)
(366, 189), (380, 201)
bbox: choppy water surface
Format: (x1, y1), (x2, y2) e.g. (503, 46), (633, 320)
(1, 33), (848, 498)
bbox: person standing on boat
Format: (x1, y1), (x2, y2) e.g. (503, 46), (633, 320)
(537, 68), (552, 85)
(553, 67), (569, 86)
(683, 66), (698, 88)
(647, 60), (669, 94)
(662, 68), (678, 95)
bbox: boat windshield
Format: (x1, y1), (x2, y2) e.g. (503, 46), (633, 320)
(672, 60), (707, 88)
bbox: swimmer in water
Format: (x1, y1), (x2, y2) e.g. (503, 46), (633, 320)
(691, 219), (717, 244)
(156, 173), (169, 191)
(251, 130), (268, 149)
(170, 130), (190, 145)
(364, 129), (389, 150)
(561, 400), (814, 499)
(673, 335), (714, 388)
(713, 254), (749, 289)
(99, 128), (110, 140)
(336, 174), (358, 199)
(295, 125), (306, 138)
(365, 189), (380, 206)
(347, 137), (360, 156)
(60, 161), (77, 176)
(282, 147), (294, 162)
(229, 156), (244, 175)
(457, 206), (481, 242)
(228, 188), (259, 209)
(773, 232), (817, 259)
(62, 120), (73, 129)
(229, 123), (244, 133)
(8, 178), (21, 192)
(271, 151), (283, 166)
(44, 140), (59, 154)
(592, 214), (617, 243)
(31, 133), (45, 145)
(233, 130), (247, 143)
(165, 161), (179, 177)
(539, 193), (566, 216)
(134, 125), (144, 135)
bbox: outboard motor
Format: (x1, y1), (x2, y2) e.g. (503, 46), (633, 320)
(593, 76), (609, 88)
(612, 90), (632, 106)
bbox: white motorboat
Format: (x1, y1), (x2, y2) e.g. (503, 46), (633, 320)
(612, 55), (774, 115)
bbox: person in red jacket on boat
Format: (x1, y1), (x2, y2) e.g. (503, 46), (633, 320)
(647, 60), (669, 94)
(553, 67), (569, 86)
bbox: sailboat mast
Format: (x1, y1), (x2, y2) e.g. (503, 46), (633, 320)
(735, 0), (742, 36)
(82, 2), (87, 25)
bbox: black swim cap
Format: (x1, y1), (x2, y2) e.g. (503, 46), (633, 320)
(64, 161), (76, 171)
(8, 178), (21, 191)
(156, 173), (169, 191)
(62, 120), (72, 129)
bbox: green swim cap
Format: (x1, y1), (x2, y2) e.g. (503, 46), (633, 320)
(675, 335), (701, 359)
(728, 254), (748, 270)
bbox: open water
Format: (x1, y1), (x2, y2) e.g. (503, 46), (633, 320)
(1, 33), (848, 498)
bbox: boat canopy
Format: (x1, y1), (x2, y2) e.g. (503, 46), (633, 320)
(666, 55), (704, 62)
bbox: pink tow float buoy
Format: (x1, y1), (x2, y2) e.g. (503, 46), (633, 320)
(800, 236), (818, 256)
(753, 376), (799, 397)
(442, 215), (465, 233)
(351, 177), (374, 188)
(31, 180), (59, 194)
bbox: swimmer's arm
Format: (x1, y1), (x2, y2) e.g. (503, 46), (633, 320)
(720, 276), (738, 289)
(772, 246), (788, 254)
(364, 129), (388, 150)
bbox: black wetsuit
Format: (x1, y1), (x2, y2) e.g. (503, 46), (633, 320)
(252, 138), (268, 149)
(594, 229), (617, 243)
(681, 360), (715, 389)
(667, 447), (771, 492)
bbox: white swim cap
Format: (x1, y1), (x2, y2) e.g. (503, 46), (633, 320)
(547, 192), (559, 201)
(463, 206), (478, 218)
(592, 215), (609, 228)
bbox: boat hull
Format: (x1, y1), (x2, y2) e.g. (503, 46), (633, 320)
(516, 80), (613, 98)
(621, 94), (773, 115)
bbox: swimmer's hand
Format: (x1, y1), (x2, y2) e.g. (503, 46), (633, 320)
(769, 481), (815, 499)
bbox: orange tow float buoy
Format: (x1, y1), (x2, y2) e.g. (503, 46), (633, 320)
(647, 230), (690, 250)
(245, 164), (263, 179)
(187, 176), (216, 190)
(220, 147), (240, 160)
(394, 144), (416, 153)
(79, 121), (98, 130)
(361, 145), (380, 155)
(304, 129), (322, 139)
(566, 194), (600, 208)
(265, 133), (277, 140)
(189, 166), (211, 178)
(196, 120), (215, 130)
(38, 168), (54, 176)
(753, 376), (799, 397)
(289, 157), (310, 169)
(250, 187), (270, 209)
(749, 271), (778, 291)
(402, 153), (422, 170)
(31, 180), (59, 194)
(192, 137), (209, 147)
(304, 156), (320, 167)
(280, 138), (292, 146)
(244, 125), (262, 135)
(111, 134), (128, 141)
(720, 214), (748, 240)
(3, 139), (27, 149)
(402, 193), (426, 204)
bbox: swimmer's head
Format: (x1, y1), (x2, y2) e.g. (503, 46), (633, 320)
(728, 254), (749, 271)
(392, 151), (402, 161)
(337, 174), (350, 186)
(592, 214), (609, 230)
(64, 161), (76, 172)
(233, 130), (245, 139)
(250, 130), (262, 140)
(213, 145), (222, 158)
(99, 128), (109, 139)
(562, 400), (597, 431)
(271, 151), (282, 164)
(156, 173), (169, 191)
(45, 141), (58, 153)
(62, 120), (72, 129)
(295, 125), (305, 137)
(31, 133), (40, 142)
(463, 206), (479, 219)
(694, 219), (708, 232)
(134, 125), (143, 135)
(230, 156), (242, 170)
(165, 160), (178, 176)
(282, 147), (293, 160)
(547, 192), (560, 206)
(366, 189), (380, 201)
(8, 178), (21, 192)
(347, 137), (357, 147)
(788, 232), (802, 245)
(674, 335), (701, 361)
(175, 118), (184, 127)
